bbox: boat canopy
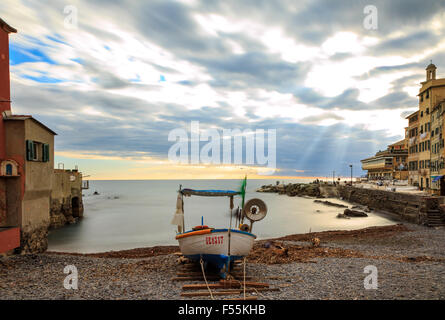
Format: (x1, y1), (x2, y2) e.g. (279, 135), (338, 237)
(180, 188), (241, 197)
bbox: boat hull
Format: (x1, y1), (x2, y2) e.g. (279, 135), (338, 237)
(177, 229), (256, 274)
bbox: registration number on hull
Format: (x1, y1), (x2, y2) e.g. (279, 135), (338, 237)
(206, 235), (224, 245)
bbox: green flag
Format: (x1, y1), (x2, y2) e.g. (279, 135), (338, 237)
(240, 176), (247, 209)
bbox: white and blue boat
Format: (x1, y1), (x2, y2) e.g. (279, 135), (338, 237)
(171, 179), (267, 278)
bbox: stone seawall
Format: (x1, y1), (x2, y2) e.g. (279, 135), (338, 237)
(257, 182), (444, 225)
(20, 226), (48, 254)
(50, 196), (84, 229)
(50, 170), (84, 229)
(336, 186), (436, 225)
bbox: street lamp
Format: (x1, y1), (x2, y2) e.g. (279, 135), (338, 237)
(349, 164), (353, 185)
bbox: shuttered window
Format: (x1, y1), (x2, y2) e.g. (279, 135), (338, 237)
(26, 140), (34, 161)
(26, 140), (50, 162)
(42, 144), (50, 162)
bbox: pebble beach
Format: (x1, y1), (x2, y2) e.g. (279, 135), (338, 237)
(1, 223), (445, 300)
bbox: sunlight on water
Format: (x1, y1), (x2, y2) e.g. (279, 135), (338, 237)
(47, 179), (397, 253)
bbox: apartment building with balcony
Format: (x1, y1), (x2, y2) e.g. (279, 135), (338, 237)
(361, 139), (408, 180)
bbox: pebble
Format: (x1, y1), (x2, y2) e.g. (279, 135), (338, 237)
(1, 223), (444, 299)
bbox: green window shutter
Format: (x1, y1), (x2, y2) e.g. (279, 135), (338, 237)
(31, 141), (35, 160)
(45, 144), (50, 162)
(26, 140), (33, 160)
(42, 144), (47, 162)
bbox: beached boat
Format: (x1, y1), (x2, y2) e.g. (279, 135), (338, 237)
(171, 179), (267, 278)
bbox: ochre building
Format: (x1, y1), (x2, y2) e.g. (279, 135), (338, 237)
(0, 18), (85, 254)
(361, 139), (408, 181)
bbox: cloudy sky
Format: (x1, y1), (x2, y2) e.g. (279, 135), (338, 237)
(2, 0), (445, 179)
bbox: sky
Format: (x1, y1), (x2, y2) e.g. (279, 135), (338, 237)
(2, 0), (445, 180)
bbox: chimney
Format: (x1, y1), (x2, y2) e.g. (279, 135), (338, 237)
(0, 18), (17, 113)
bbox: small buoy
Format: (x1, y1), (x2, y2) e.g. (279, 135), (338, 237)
(239, 224), (249, 232)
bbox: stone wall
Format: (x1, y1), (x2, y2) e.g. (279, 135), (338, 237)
(20, 225), (48, 253)
(336, 186), (440, 225)
(257, 183), (443, 226)
(50, 169), (84, 229)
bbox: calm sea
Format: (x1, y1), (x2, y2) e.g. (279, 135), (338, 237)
(47, 179), (397, 253)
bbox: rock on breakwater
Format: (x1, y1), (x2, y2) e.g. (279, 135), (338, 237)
(314, 200), (348, 208)
(257, 183), (321, 197)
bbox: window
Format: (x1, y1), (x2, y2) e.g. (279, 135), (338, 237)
(426, 108), (430, 114)
(426, 90), (429, 99)
(5, 164), (12, 175)
(32, 142), (38, 160)
(421, 111), (424, 117)
(26, 140), (50, 162)
(421, 94), (424, 102)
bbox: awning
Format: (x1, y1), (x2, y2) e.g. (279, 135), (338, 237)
(432, 175), (444, 182)
(180, 188), (241, 197)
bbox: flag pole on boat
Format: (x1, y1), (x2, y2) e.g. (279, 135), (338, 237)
(227, 195), (234, 273)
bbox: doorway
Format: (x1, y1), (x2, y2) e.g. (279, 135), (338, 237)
(440, 178), (445, 196)
(72, 197), (80, 218)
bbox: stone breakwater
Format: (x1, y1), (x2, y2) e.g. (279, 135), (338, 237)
(257, 183), (445, 226)
(257, 183), (323, 197)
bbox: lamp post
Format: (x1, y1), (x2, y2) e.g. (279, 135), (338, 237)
(349, 164), (353, 185)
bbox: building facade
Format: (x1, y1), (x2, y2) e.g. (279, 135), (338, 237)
(430, 100), (445, 195)
(361, 139), (408, 180)
(0, 18), (85, 254)
(1, 113), (57, 252)
(407, 110), (420, 186)
(405, 63), (445, 192)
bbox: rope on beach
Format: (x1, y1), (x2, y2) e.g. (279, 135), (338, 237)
(237, 258), (267, 300)
(200, 257), (214, 300)
(243, 257), (246, 300)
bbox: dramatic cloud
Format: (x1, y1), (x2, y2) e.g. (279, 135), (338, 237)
(2, 0), (445, 178)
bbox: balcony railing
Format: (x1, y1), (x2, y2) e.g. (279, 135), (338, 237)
(82, 180), (89, 190)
